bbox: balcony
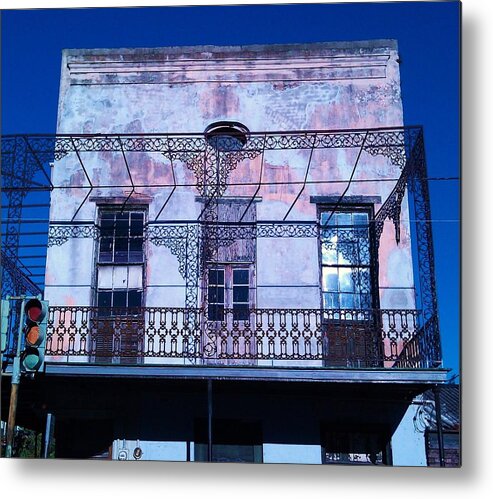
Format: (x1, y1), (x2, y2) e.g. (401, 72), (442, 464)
(2, 128), (444, 383)
(45, 306), (441, 370)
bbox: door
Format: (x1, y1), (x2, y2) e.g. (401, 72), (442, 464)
(203, 265), (256, 364)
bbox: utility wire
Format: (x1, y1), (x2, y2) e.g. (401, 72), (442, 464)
(0, 176), (460, 192)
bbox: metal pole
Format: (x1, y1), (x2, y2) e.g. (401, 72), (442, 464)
(5, 374), (19, 458)
(207, 379), (213, 462)
(433, 384), (445, 467)
(42, 413), (53, 459)
(5, 299), (26, 458)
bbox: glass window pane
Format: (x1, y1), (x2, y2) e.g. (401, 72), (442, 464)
(114, 235), (129, 262)
(324, 292), (340, 309)
(321, 229), (338, 264)
(99, 252), (113, 263)
(130, 212), (144, 236)
(357, 269), (371, 295)
(115, 213), (129, 237)
(113, 291), (127, 309)
(321, 212), (336, 226)
(322, 247), (337, 265)
(353, 213), (368, 226)
(322, 267), (338, 292)
(209, 269), (224, 285)
(233, 269), (249, 284)
(233, 304), (249, 321)
(233, 286), (249, 303)
(100, 237), (112, 253)
(100, 216), (114, 238)
(208, 286), (224, 304)
(208, 304), (224, 321)
(129, 238), (143, 262)
(353, 293), (361, 309)
(336, 212), (351, 227)
(99, 238), (113, 262)
(101, 212), (114, 221)
(128, 290), (142, 309)
(114, 235), (128, 251)
(337, 243), (357, 265)
(339, 268), (355, 292)
(98, 291), (112, 309)
(358, 239), (370, 265)
(360, 294), (372, 310)
(340, 293), (355, 309)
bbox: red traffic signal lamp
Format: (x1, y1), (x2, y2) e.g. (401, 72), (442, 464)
(21, 298), (49, 372)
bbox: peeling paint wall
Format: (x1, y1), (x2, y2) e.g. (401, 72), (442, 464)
(46, 42), (416, 361)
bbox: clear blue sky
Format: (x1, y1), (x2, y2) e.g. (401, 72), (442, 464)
(1, 2), (460, 379)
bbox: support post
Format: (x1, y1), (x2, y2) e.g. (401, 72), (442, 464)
(5, 373), (19, 458)
(207, 379), (213, 462)
(5, 299), (26, 457)
(433, 384), (445, 467)
(42, 413), (54, 459)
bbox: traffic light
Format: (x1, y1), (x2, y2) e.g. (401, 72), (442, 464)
(1, 299), (10, 354)
(21, 298), (49, 373)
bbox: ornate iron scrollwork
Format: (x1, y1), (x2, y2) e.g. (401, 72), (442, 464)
(48, 225), (100, 247)
(2, 127), (440, 366)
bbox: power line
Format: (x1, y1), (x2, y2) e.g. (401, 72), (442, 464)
(0, 218), (461, 224)
(0, 175), (460, 192)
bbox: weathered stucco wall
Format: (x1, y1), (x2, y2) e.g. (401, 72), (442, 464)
(46, 41), (415, 319)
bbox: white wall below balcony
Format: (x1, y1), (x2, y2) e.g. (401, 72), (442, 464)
(111, 439), (187, 461)
(391, 404), (427, 466)
(262, 443), (322, 464)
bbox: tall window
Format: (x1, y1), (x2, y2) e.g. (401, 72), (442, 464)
(97, 210), (145, 313)
(320, 209), (374, 310)
(94, 208), (146, 362)
(205, 198), (256, 322)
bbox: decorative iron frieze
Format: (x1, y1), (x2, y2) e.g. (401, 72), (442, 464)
(48, 224), (100, 246)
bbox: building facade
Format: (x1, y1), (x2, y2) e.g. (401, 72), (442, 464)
(2, 41), (447, 463)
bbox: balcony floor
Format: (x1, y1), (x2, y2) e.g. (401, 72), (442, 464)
(36, 362), (449, 384)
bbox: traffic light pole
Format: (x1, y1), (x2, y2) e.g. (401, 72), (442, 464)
(5, 298), (26, 458)
(42, 413), (54, 458)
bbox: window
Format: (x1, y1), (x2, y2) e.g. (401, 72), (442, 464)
(320, 209), (374, 310)
(194, 418), (263, 463)
(232, 269), (250, 320)
(208, 269), (225, 321)
(320, 207), (381, 367)
(94, 208), (146, 363)
(97, 290), (143, 316)
(207, 266), (251, 321)
(99, 211), (144, 263)
(322, 428), (388, 465)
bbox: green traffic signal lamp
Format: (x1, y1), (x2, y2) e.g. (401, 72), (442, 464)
(21, 298), (48, 373)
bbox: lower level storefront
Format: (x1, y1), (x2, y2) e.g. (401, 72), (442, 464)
(1, 370), (443, 465)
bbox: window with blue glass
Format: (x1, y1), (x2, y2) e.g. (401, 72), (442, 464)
(320, 209), (374, 310)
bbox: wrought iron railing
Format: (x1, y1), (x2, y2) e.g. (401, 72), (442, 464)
(44, 307), (441, 368)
